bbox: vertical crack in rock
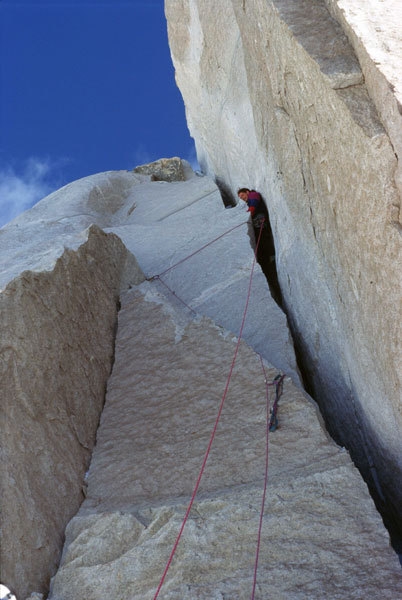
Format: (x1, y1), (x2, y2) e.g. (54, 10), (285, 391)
(247, 210), (283, 308)
(291, 324), (402, 558)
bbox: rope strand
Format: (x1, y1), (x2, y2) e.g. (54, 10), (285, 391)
(148, 221), (246, 281)
(153, 222), (265, 599)
(251, 363), (285, 598)
(153, 275), (197, 314)
(251, 356), (272, 599)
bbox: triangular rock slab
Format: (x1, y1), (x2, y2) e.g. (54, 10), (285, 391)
(48, 287), (401, 598)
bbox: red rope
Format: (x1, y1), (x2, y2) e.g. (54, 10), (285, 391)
(148, 221), (246, 281)
(154, 275), (196, 314)
(251, 367), (285, 598)
(251, 357), (272, 599)
(251, 355), (270, 600)
(153, 222), (265, 599)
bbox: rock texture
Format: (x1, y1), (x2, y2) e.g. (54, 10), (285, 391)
(0, 225), (143, 598)
(2, 160), (401, 596)
(165, 0), (402, 542)
(324, 0), (402, 198)
(133, 156), (186, 181)
(48, 286), (401, 598)
(0, 163), (299, 596)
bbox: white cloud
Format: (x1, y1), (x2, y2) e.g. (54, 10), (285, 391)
(0, 158), (58, 228)
(132, 145), (153, 169)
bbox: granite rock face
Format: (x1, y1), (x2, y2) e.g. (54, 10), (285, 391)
(165, 0), (402, 540)
(2, 160), (400, 597)
(0, 225), (143, 598)
(48, 286), (401, 598)
(0, 163), (299, 596)
(324, 0), (402, 198)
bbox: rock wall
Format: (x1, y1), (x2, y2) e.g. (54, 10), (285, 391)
(165, 0), (402, 541)
(2, 159), (400, 596)
(48, 285), (402, 598)
(324, 0), (402, 200)
(0, 225), (144, 598)
(0, 164), (300, 596)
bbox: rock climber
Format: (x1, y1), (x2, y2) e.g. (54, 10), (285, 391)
(237, 188), (267, 230)
(237, 187), (282, 305)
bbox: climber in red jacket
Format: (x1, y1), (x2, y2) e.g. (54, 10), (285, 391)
(237, 187), (282, 305)
(237, 188), (266, 226)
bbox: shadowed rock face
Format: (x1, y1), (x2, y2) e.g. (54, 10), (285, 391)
(165, 0), (402, 546)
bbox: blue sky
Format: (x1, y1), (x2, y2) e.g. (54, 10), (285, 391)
(0, 0), (197, 227)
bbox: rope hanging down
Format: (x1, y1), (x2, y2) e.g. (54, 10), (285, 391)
(153, 222), (267, 599)
(252, 357), (272, 599)
(251, 363), (285, 599)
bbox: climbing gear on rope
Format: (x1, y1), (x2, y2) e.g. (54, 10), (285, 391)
(252, 214), (266, 230)
(269, 373), (285, 431)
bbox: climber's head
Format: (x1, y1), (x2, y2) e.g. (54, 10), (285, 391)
(237, 188), (250, 202)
